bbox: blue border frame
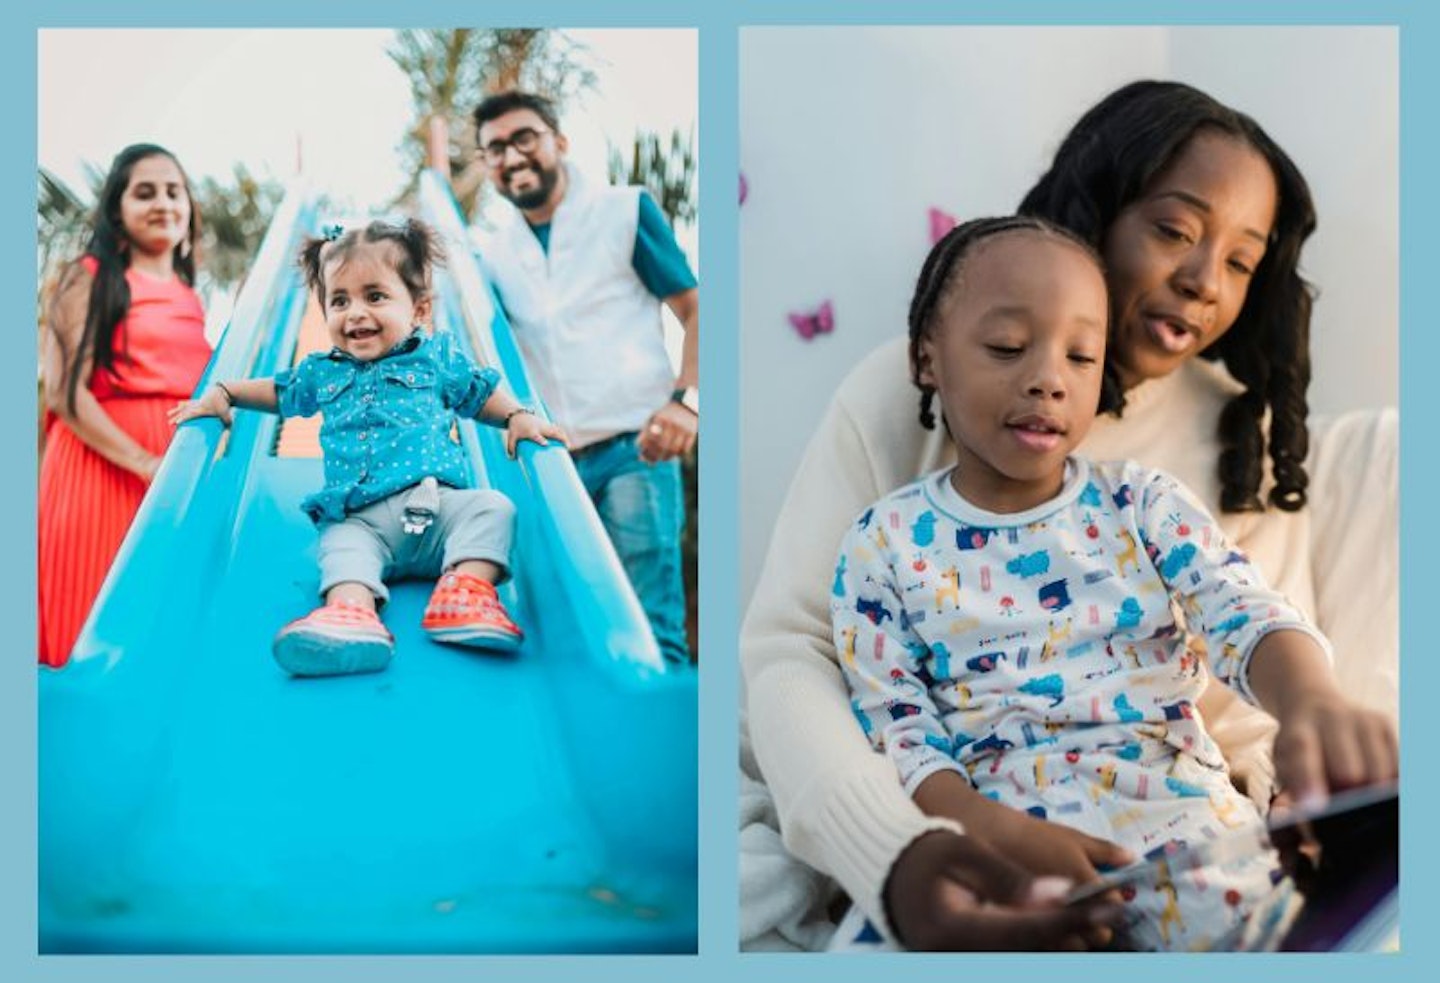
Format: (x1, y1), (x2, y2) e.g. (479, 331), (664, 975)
(8, 2), (1437, 980)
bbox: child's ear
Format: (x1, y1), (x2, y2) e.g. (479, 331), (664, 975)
(413, 294), (433, 326)
(915, 336), (938, 387)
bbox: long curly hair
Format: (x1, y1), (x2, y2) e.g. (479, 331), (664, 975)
(908, 215), (1119, 432)
(1018, 80), (1317, 513)
(59, 143), (201, 413)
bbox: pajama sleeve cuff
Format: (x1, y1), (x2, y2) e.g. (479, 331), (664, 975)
(1235, 622), (1335, 706)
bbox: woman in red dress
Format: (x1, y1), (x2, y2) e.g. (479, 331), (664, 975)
(38, 144), (211, 667)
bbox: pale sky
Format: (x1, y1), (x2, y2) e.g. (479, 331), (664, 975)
(37, 28), (698, 214)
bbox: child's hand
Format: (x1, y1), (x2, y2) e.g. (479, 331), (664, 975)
(884, 830), (1124, 951)
(504, 410), (569, 459)
(965, 795), (1135, 888)
(1271, 688), (1397, 807)
(168, 385), (233, 428)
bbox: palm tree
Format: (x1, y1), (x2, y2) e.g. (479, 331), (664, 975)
(606, 127), (697, 231)
(192, 165), (285, 290)
(386, 28), (598, 217)
(36, 167), (98, 317)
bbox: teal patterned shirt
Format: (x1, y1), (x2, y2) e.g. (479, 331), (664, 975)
(275, 329), (500, 523)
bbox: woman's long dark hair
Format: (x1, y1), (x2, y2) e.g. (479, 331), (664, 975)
(1019, 80), (1317, 513)
(57, 143), (201, 413)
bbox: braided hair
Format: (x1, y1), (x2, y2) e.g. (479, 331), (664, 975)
(908, 215), (1120, 431)
(1018, 80), (1317, 513)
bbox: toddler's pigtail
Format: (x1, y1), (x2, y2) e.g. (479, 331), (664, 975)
(297, 236), (331, 304)
(387, 219), (445, 298)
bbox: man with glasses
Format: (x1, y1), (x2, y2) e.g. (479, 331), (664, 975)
(472, 90), (699, 664)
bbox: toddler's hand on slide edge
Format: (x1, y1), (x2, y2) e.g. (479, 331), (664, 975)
(504, 412), (569, 459)
(168, 386), (233, 428)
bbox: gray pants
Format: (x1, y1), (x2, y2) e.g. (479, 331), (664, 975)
(316, 487), (516, 604)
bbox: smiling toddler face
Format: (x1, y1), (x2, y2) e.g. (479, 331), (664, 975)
(320, 241), (430, 361)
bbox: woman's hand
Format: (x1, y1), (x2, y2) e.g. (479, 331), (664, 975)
(168, 385), (233, 428)
(504, 410), (569, 458)
(133, 452), (162, 485)
(884, 830), (1124, 951)
(1270, 688), (1398, 806)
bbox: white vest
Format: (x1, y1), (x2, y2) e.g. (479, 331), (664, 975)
(479, 167), (674, 450)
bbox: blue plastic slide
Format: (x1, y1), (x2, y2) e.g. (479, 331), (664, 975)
(38, 171), (697, 953)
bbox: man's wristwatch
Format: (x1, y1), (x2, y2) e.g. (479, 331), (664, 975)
(671, 386), (699, 415)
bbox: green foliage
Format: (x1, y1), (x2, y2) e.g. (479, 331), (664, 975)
(385, 28), (598, 217)
(193, 165), (285, 289)
(606, 128), (697, 230)
(36, 167), (97, 307)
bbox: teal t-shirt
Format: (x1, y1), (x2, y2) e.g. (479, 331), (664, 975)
(274, 330), (500, 523)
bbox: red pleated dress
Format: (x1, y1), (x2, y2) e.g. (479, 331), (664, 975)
(37, 257), (210, 667)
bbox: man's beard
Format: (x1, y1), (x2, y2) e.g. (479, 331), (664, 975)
(498, 162), (560, 212)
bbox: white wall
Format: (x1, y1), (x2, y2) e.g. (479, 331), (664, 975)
(739, 25), (1398, 607)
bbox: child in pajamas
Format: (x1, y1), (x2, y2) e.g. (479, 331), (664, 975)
(171, 219), (566, 677)
(830, 216), (1396, 950)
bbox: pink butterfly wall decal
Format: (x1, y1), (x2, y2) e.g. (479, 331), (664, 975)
(740, 171), (749, 205)
(788, 300), (834, 341)
(929, 207), (959, 244)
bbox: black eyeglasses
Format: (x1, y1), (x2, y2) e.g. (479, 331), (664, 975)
(477, 127), (550, 165)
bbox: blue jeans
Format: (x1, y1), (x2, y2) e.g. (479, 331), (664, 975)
(572, 432), (689, 662)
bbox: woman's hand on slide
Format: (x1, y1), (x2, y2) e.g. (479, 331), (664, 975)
(883, 830), (1124, 951)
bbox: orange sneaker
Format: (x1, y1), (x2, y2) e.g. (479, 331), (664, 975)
(421, 571), (523, 651)
(272, 602), (395, 677)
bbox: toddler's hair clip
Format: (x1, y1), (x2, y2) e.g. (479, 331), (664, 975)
(322, 223), (344, 242)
